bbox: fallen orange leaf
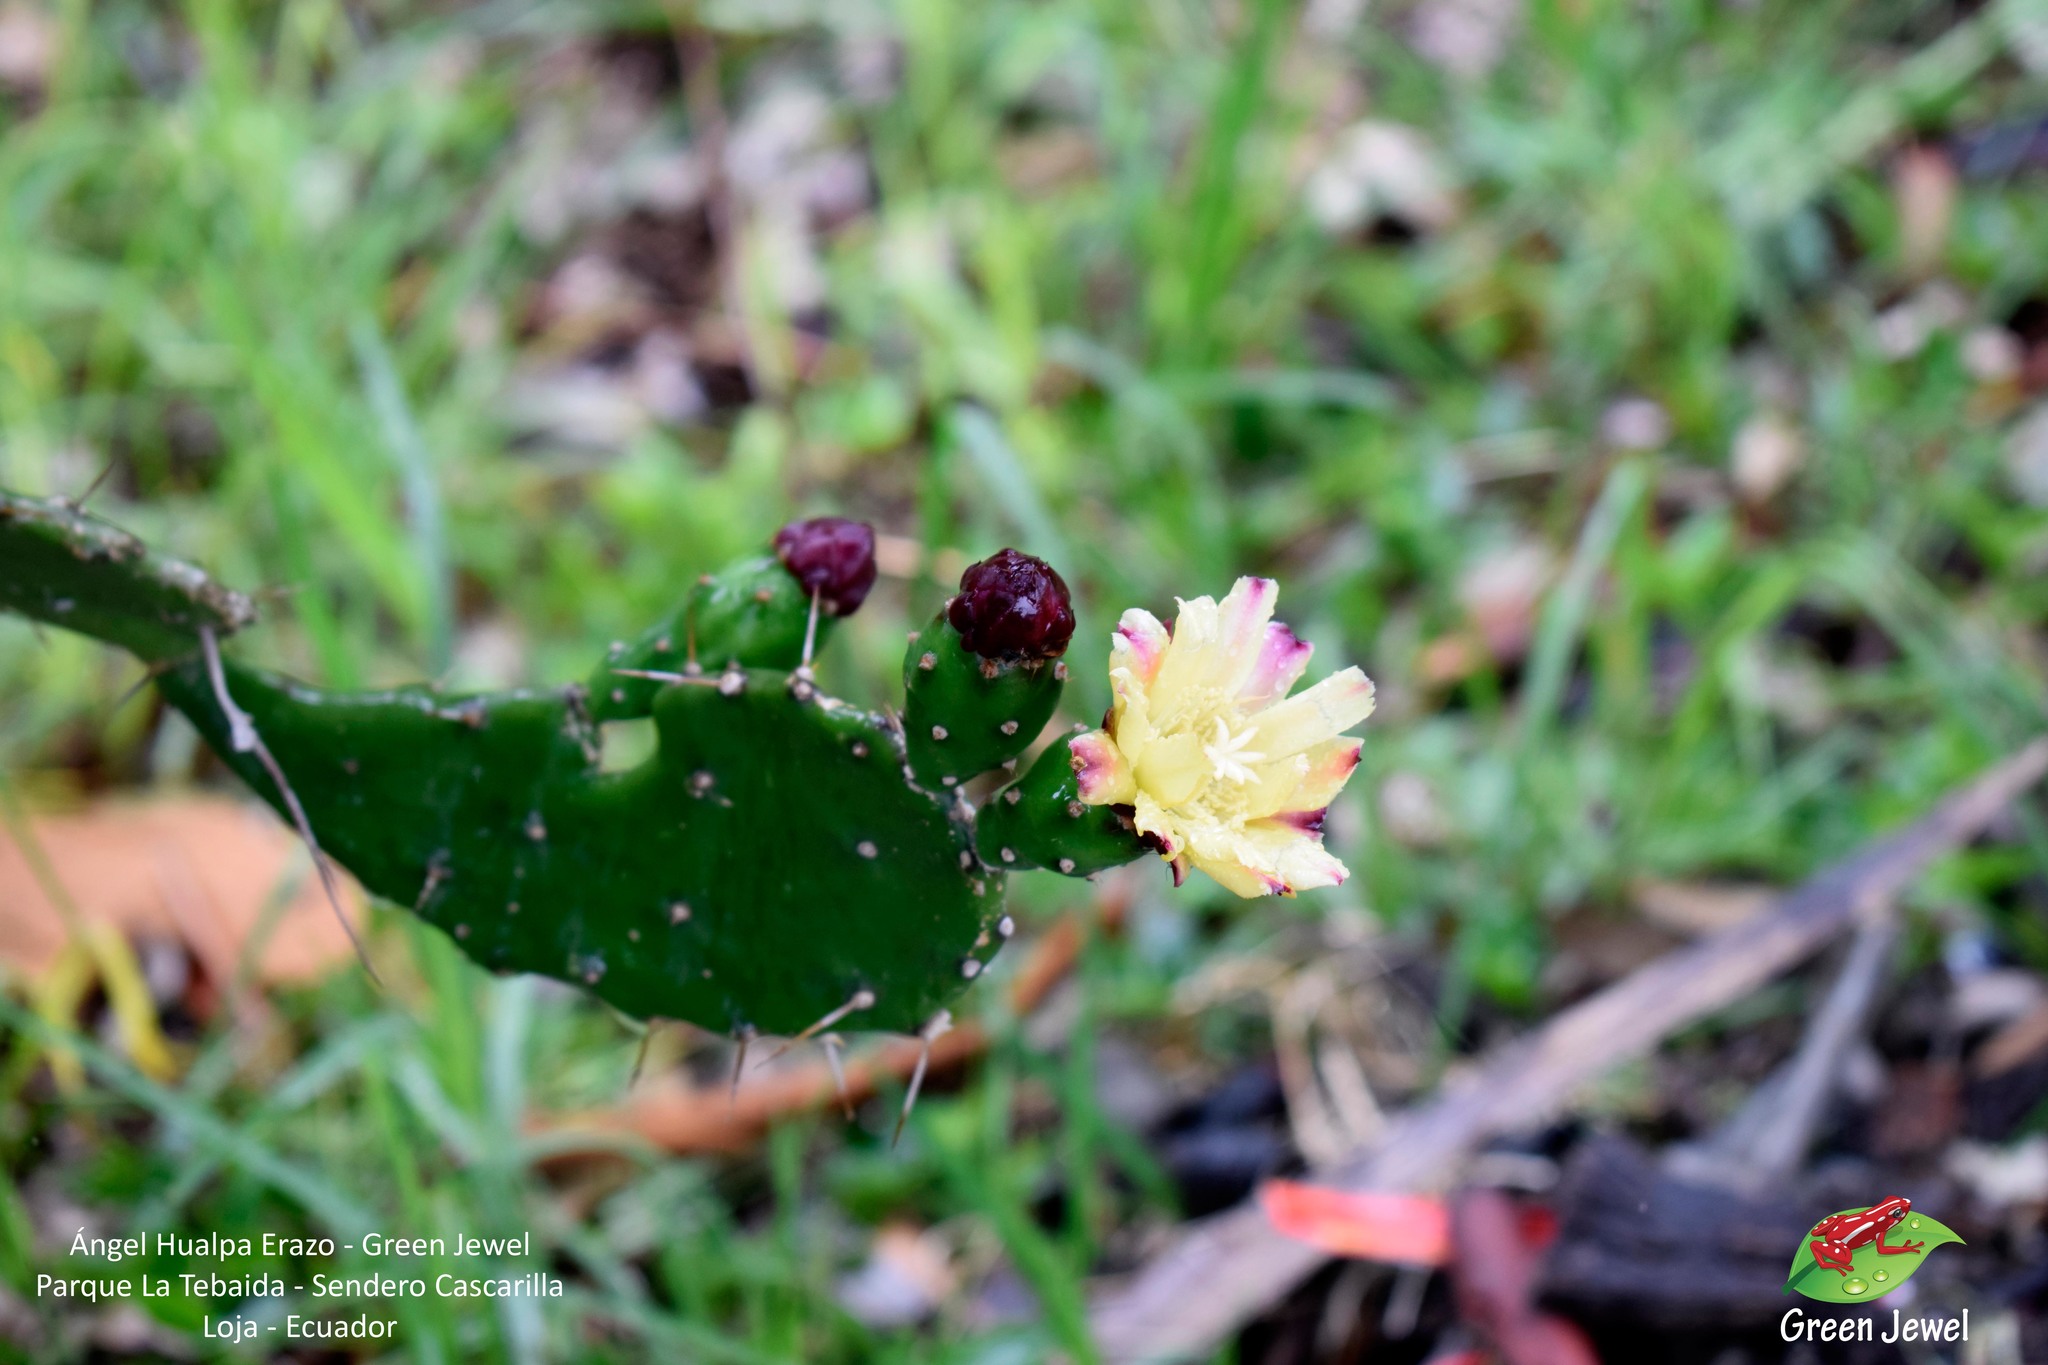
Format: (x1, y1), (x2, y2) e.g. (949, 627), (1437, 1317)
(1258, 1179), (1453, 1266)
(1449, 1189), (1600, 1365)
(0, 796), (358, 990)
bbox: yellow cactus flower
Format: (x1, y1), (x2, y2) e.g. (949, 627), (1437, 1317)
(1070, 577), (1374, 897)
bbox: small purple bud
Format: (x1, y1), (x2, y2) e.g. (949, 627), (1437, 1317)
(947, 549), (1075, 661)
(773, 517), (877, 616)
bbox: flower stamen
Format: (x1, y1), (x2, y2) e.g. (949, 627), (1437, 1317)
(1204, 717), (1264, 784)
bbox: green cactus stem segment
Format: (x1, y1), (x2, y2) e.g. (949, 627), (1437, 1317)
(976, 731), (1151, 876)
(0, 491), (256, 662)
(157, 659), (1004, 1035)
(588, 556), (836, 723)
(901, 611), (1066, 790)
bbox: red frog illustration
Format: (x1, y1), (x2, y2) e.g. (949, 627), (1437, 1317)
(1807, 1196), (1924, 1276)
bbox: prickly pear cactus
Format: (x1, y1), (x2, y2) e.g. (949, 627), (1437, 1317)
(1, 488), (1374, 1045)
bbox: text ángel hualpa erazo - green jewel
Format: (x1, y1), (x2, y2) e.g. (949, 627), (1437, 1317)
(43, 1229), (561, 1304)
(68, 1229), (536, 1261)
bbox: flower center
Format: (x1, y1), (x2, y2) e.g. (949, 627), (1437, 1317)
(1202, 716), (1264, 785)
(1137, 683), (1280, 831)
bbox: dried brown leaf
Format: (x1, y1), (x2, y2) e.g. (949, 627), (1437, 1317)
(0, 797), (358, 990)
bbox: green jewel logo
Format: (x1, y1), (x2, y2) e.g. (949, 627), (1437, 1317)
(1784, 1197), (1963, 1303)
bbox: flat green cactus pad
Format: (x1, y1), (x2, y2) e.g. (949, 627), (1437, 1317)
(902, 613), (1066, 789)
(587, 556), (830, 724)
(0, 491), (255, 661)
(158, 659), (1007, 1035)
(980, 732), (1149, 876)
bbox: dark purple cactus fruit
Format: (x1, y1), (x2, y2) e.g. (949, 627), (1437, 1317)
(947, 549), (1075, 661)
(773, 517), (878, 616)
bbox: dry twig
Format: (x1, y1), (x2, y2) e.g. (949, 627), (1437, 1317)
(1667, 914), (1898, 1189)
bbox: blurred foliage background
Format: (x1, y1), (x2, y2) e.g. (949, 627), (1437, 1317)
(4, 0), (2048, 1360)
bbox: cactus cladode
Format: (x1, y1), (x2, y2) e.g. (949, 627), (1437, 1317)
(156, 655), (1003, 1036)
(974, 730), (1151, 876)
(0, 493), (255, 660)
(587, 518), (879, 725)
(903, 549), (1074, 790)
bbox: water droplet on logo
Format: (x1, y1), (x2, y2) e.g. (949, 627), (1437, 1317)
(1873, 1270), (1889, 1283)
(1909, 1218), (1921, 1229)
(1843, 1278), (1868, 1296)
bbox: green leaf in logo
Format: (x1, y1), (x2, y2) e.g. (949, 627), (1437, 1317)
(1783, 1211), (1964, 1303)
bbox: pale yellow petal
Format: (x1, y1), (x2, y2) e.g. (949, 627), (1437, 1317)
(1131, 791), (1185, 858)
(1134, 731), (1208, 807)
(1243, 820), (1350, 892)
(1246, 667), (1375, 759)
(1070, 730), (1135, 806)
(1278, 738), (1362, 816)
(1187, 846), (1284, 898)
(1184, 823), (1285, 898)
(1239, 621), (1314, 711)
(1148, 579), (1281, 714)
(1238, 751), (1312, 822)
(1277, 841), (1348, 892)
(1209, 577), (1281, 696)
(1111, 608), (1172, 686)
(1145, 593), (1218, 720)
(1108, 666), (1157, 754)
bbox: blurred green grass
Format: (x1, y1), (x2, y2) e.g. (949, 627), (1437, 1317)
(4, 0), (2048, 1359)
